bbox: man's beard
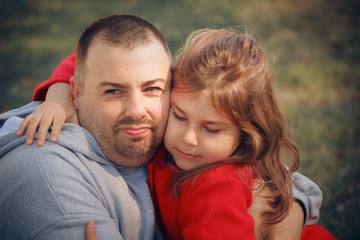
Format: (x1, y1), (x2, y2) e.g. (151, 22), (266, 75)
(78, 100), (161, 167)
(112, 117), (159, 164)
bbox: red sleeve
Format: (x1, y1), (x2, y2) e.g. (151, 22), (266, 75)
(179, 167), (256, 240)
(147, 145), (171, 237)
(147, 145), (168, 207)
(33, 51), (76, 101)
(301, 224), (337, 240)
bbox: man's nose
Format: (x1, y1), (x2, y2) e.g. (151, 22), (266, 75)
(124, 93), (147, 120)
(181, 126), (198, 147)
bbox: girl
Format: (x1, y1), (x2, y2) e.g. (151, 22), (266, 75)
(18, 29), (334, 239)
(146, 28), (334, 240)
(148, 28), (298, 239)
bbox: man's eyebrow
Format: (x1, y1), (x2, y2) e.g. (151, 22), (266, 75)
(97, 79), (168, 89)
(142, 78), (168, 88)
(97, 81), (126, 89)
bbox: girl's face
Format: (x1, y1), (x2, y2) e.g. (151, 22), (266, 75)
(164, 89), (241, 170)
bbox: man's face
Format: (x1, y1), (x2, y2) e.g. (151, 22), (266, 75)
(72, 40), (171, 167)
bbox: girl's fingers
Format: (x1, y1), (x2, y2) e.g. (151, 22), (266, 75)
(50, 113), (66, 143)
(16, 101), (67, 146)
(16, 116), (31, 137)
(23, 114), (43, 145)
(85, 220), (98, 240)
(37, 113), (56, 146)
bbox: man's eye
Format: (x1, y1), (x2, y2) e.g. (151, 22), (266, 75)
(173, 111), (186, 121)
(105, 89), (121, 94)
(204, 126), (220, 134)
(144, 87), (162, 92)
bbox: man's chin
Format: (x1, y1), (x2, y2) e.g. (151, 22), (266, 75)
(115, 138), (154, 157)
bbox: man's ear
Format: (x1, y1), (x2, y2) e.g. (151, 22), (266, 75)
(70, 76), (80, 109)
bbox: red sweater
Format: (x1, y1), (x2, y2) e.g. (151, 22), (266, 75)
(33, 51), (76, 101)
(147, 147), (337, 240)
(148, 146), (256, 240)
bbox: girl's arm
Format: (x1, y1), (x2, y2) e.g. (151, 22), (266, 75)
(17, 52), (77, 146)
(17, 82), (78, 146)
(250, 182), (304, 239)
(33, 51), (76, 101)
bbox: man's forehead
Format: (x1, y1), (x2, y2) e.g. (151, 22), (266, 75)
(84, 41), (171, 88)
(88, 37), (170, 58)
(86, 44), (170, 74)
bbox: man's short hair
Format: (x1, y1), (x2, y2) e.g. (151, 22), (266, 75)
(75, 14), (171, 87)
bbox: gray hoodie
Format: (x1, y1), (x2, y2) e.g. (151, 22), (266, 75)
(0, 102), (158, 240)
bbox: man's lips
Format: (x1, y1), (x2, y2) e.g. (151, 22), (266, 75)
(176, 148), (198, 160)
(120, 127), (151, 136)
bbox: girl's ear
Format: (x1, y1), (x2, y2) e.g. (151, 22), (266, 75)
(70, 76), (80, 109)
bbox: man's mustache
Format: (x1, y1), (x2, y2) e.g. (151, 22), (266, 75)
(112, 117), (156, 132)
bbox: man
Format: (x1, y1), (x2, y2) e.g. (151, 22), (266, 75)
(0, 14), (172, 240)
(0, 15), (321, 239)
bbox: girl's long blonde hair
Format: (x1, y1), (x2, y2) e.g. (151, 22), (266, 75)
(169, 28), (300, 226)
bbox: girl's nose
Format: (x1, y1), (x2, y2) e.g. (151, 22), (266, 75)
(181, 127), (198, 147)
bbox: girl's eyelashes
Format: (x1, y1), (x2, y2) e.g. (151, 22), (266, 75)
(204, 126), (220, 134)
(172, 109), (221, 133)
(172, 110), (186, 121)
(171, 108), (221, 133)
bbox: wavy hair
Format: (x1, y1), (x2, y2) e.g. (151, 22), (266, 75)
(169, 28), (300, 227)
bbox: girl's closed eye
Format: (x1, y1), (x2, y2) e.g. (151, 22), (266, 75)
(172, 110), (186, 121)
(204, 126), (220, 134)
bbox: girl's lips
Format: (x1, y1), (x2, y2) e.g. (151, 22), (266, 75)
(121, 127), (150, 136)
(176, 148), (198, 160)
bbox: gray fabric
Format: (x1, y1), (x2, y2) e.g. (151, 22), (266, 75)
(0, 102), (157, 240)
(292, 172), (322, 226)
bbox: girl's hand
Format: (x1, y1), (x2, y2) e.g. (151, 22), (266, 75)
(269, 200), (304, 239)
(16, 101), (67, 146)
(86, 220), (98, 240)
(16, 82), (79, 146)
(249, 180), (303, 240)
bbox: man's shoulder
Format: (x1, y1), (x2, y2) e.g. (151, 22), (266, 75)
(0, 142), (77, 238)
(0, 140), (109, 239)
(1, 139), (80, 168)
(0, 140), (95, 197)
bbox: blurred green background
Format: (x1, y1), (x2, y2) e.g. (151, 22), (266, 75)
(0, 0), (359, 238)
